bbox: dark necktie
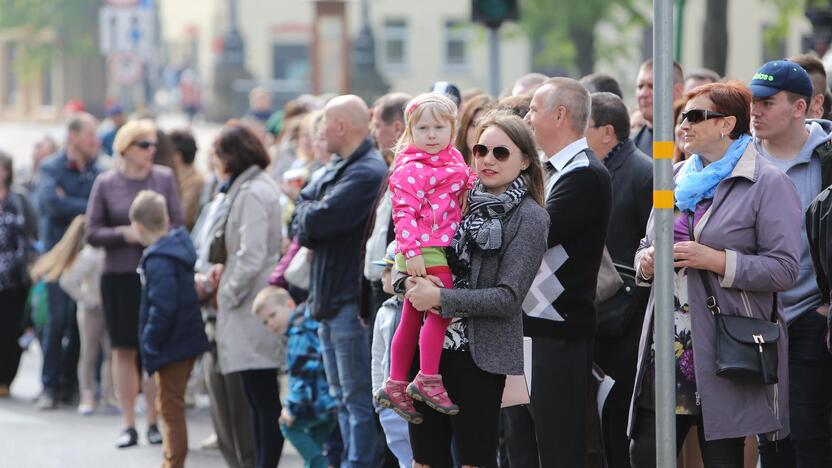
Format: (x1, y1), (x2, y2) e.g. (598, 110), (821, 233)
(544, 161), (557, 179)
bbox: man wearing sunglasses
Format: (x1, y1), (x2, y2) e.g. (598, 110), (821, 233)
(632, 58), (685, 156)
(586, 92), (653, 468)
(750, 60), (832, 468)
(518, 77), (612, 468)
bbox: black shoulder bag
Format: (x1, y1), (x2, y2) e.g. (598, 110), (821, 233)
(687, 213), (779, 385)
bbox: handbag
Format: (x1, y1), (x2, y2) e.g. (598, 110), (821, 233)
(595, 247), (636, 338)
(207, 170), (260, 265)
(687, 213), (779, 385)
(284, 247), (311, 290)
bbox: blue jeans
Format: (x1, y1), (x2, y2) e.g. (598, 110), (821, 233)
(41, 282), (79, 398)
(281, 414), (337, 468)
(379, 408), (413, 468)
(318, 302), (377, 467)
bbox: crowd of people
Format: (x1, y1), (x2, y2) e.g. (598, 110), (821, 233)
(1, 52), (832, 468)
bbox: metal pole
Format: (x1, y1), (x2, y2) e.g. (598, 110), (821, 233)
(488, 25), (500, 97)
(653, 0), (677, 467)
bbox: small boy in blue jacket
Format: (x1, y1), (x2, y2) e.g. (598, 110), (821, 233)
(253, 286), (337, 468)
(131, 190), (210, 468)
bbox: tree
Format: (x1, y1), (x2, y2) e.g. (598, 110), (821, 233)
(703, 0), (728, 76)
(519, 0), (647, 76)
(0, 0), (99, 80)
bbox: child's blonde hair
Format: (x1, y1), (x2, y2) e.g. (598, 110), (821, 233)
(31, 215), (86, 283)
(252, 286), (295, 316)
(129, 190), (168, 233)
(393, 93), (458, 157)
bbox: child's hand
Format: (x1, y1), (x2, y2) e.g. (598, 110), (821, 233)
(279, 408), (295, 427)
(406, 254), (427, 277)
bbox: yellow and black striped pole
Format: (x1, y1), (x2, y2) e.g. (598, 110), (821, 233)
(653, 1), (677, 466)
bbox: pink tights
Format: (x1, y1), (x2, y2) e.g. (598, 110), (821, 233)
(389, 265), (453, 381)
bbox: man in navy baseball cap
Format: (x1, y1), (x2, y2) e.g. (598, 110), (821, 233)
(749, 59), (814, 99)
(750, 58), (832, 466)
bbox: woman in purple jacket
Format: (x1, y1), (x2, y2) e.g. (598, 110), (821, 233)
(85, 119), (184, 448)
(629, 82), (801, 467)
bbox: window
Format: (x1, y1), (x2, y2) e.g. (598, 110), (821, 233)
(444, 20), (470, 69)
(383, 19), (408, 68)
(272, 44), (310, 81)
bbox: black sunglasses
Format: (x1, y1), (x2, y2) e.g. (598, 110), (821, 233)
(472, 144), (511, 161)
(132, 140), (157, 150)
(680, 109), (726, 124)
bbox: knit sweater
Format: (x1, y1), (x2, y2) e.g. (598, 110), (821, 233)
(522, 149), (612, 340)
(85, 166), (184, 274)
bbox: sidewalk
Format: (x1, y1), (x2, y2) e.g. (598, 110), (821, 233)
(0, 345), (303, 467)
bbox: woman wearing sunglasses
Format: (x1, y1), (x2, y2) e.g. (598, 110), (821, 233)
(86, 119), (184, 448)
(403, 112), (548, 467)
(628, 82), (801, 467)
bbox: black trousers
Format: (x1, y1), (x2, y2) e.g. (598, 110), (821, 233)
(629, 410), (745, 468)
(239, 368), (284, 468)
(0, 287), (29, 386)
(759, 310), (832, 468)
(408, 350), (505, 468)
(526, 336), (593, 468)
(594, 291), (648, 468)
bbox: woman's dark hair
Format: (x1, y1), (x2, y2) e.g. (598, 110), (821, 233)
(456, 94), (495, 164)
(474, 111), (546, 207)
(684, 81), (751, 140)
(153, 130), (176, 171)
(169, 129), (198, 165)
(213, 122), (270, 177)
(0, 151), (12, 187)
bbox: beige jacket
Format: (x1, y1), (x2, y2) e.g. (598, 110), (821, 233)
(216, 166), (284, 374)
(59, 245), (104, 312)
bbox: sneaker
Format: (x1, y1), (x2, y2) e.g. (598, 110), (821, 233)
(35, 393), (57, 411)
(77, 402), (95, 416)
(116, 427), (138, 449)
(199, 433), (218, 450)
(374, 379), (423, 424)
(406, 372), (459, 415)
(147, 424), (163, 445)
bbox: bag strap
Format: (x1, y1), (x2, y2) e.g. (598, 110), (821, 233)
(686, 212), (778, 323)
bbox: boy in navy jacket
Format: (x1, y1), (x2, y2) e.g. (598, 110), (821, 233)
(131, 190), (210, 468)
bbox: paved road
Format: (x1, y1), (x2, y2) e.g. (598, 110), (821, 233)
(0, 345), (304, 468)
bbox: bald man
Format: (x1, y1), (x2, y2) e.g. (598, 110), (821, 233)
(292, 94), (386, 467)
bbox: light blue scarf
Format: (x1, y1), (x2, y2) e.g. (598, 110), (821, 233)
(674, 134), (751, 212)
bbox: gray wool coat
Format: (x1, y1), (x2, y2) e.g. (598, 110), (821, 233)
(216, 166), (285, 375)
(439, 196), (550, 376)
(629, 143), (802, 441)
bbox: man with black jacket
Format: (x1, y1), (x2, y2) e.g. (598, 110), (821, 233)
(521, 77), (612, 468)
(293, 95), (387, 468)
(586, 92), (652, 468)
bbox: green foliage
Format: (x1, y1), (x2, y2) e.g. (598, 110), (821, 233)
(0, 0), (99, 80)
(761, 0), (828, 56)
(519, 0), (647, 74)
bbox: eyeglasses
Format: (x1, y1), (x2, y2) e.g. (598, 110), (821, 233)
(132, 140), (157, 150)
(680, 109), (726, 124)
(472, 144), (511, 161)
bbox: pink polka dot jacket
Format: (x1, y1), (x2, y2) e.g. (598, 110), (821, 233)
(389, 144), (474, 259)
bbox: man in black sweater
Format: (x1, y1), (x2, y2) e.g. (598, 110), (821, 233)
(586, 92), (653, 468)
(521, 77), (613, 468)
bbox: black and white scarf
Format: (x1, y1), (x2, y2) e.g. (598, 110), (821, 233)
(448, 176), (528, 289)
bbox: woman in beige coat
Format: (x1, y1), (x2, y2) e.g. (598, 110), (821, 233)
(209, 122), (285, 468)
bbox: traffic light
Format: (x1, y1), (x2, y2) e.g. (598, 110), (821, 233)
(471, 0), (518, 28)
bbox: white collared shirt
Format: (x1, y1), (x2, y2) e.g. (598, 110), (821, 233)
(545, 137), (589, 196)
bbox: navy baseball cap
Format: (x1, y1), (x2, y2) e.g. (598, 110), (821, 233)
(749, 60), (813, 98)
